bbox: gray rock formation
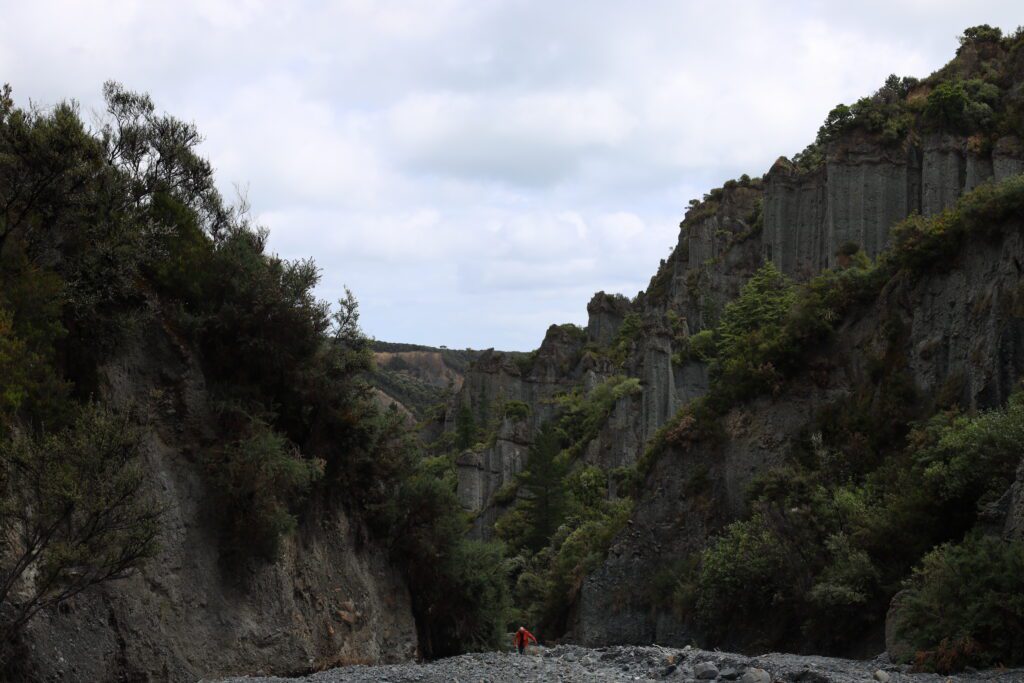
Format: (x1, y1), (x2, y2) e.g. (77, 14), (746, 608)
(994, 136), (1024, 182)
(457, 417), (533, 537)
(763, 157), (828, 276)
(587, 292), (632, 347)
(20, 320), (417, 682)
(576, 209), (1024, 649)
(763, 134), (1024, 279)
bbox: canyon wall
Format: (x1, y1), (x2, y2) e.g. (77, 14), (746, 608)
(764, 134), (1024, 277)
(20, 319), (418, 682)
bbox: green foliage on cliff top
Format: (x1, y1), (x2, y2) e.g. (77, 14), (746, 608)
(815, 25), (1024, 148)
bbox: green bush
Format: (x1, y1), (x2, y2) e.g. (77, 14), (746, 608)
(380, 465), (511, 657)
(693, 514), (796, 640)
(207, 414), (323, 561)
(706, 262), (799, 401)
(0, 404), (162, 640)
(959, 24), (1003, 47)
(675, 328), (715, 364)
(608, 313), (643, 365)
(816, 75), (919, 146)
(504, 400), (531, 421)
(888, 174), (1024, 274)
(556, 375), (642, 457)
(899, 534), (1024, 672)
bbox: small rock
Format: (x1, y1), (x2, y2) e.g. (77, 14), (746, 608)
(719, 666), (741, 680)
(740, 668), (772, 683)
(694, 661), (719, 679)
(660, 663), (678, 677)
(873, 671), (891, 683)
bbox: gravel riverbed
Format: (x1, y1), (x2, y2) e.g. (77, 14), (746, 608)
(210, 644), (1024, 683)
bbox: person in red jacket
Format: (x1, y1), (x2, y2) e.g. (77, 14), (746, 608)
(513, 626), (538, 654)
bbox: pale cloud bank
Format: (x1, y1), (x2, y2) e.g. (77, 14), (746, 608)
(1, 1), (1020, 349)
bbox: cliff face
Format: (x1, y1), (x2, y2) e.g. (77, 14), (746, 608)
(369, 343), (490, 422)
(441, 34), (1024, 659)
(453, 327), (596, 535)
(763, 133), (1024, 278)
(449, 125), (1024, 660)
(575, 219), (1024, 648)
(451, 181), (760, 537)
(20, 319), (418, 682)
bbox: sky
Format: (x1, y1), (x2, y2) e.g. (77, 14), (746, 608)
(1, 2), (1020, 350)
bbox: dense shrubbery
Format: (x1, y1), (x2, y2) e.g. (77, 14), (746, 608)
(898, 534), (1024, 672)
(377, 461), (510, 656)
(676, 388), (1024, 664)
(817, 74), (920, 146)
(206, 413), (323, 562)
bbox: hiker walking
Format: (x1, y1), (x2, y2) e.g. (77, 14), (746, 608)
(513, 626), (537, 655)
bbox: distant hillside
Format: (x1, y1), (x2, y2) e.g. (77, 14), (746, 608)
(370, 341), (528, 420)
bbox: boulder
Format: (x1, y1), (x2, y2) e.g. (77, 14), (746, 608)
(694, 660), (720, 679)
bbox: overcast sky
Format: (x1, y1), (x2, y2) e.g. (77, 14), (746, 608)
(1, 2), (1019, 350)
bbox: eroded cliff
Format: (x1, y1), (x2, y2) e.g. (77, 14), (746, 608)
(19, 317), (418, 682)
(443, 27), (1024, 663)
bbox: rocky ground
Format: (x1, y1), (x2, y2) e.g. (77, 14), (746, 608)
(210, 645), (1024, 683)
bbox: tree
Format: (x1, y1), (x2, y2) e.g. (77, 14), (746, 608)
(0, 404), (161, 643)
(518, 422), (568, 553)
(455, 404), (478, 450)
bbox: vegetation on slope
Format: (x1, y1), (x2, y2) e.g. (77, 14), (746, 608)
(651, 170), (1024, 669)
(815, 25), (1024, 149)
(493, 376), (640, 636)
(0, 83), (508, 663)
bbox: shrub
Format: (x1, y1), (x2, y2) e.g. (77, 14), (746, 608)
(711, 261), (797, 398)
(888, 173), (1024, 274)
(608, 313), (643, 365)
(0, 404), (162, 641)
(206, 414), (323, 561)
(924, 82), (971, 131)
(899, 534), (1024, 671)
(504, 400), (531, 421)
(514, 349), (540, 375)
(910, 392), (1024, 507)
(380, 465), (511, 657)
(959, 25), (1003, 47)
(676, 329), (715, 364)
(693, 514), (796, 641)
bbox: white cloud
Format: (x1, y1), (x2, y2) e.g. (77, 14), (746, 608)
(2, 0), (1021, 349)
